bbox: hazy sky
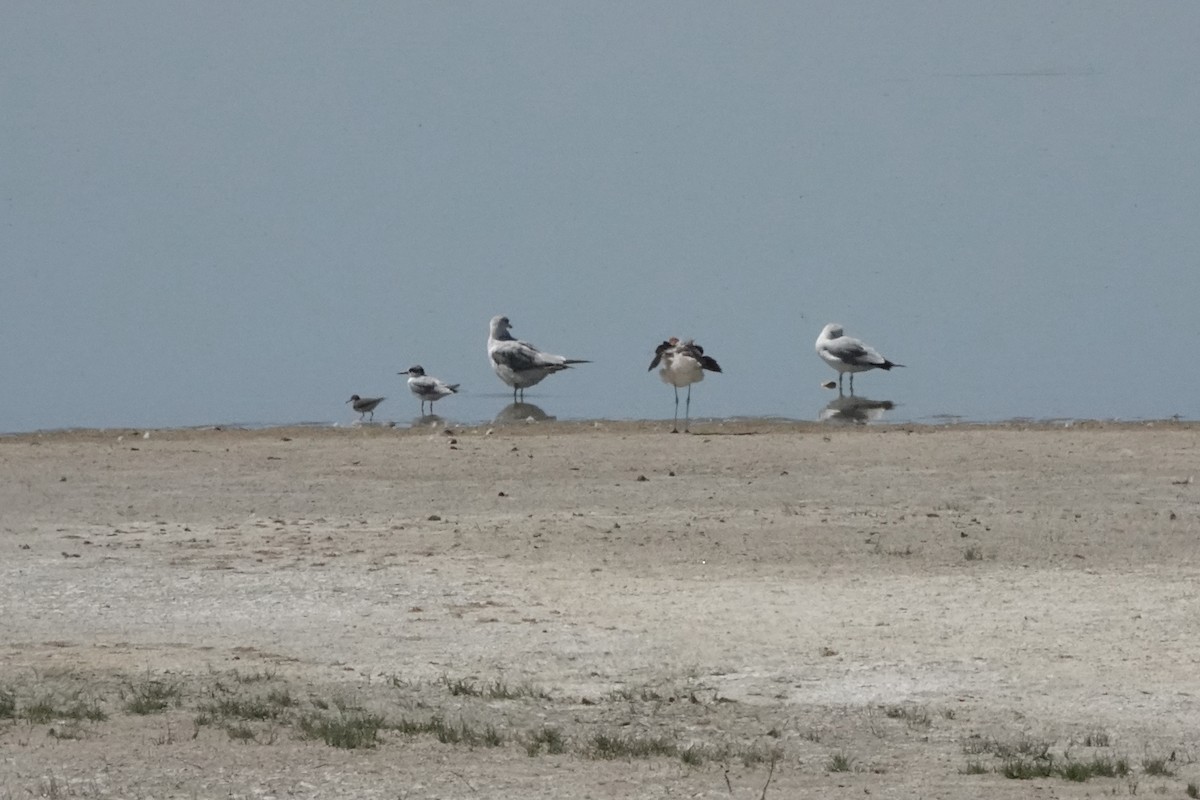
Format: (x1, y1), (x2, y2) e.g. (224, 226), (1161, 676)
(4, 2), (1199, 432)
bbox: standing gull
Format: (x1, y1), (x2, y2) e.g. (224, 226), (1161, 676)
(400, 365), (459, 415)
(815, 323), (903, 393)
(487, 315), (589, 401)
(649, 337), (722, 433)
(346, 394), (384, 421)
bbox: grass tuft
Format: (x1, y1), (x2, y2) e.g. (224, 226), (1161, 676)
(884, 704), (932, 729)
(1000, 757), (1054, 780)
(588, 732), (678, 760)
(123, 679), (182, 715)
(827, 752), (854, 773)
(298, 712), (383, 749)
(526, 727), (566, 756)
(1140, 756), (1174, 776)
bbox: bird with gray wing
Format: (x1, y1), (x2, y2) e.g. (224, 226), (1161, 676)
(815, 323), (903, 393)
(400, 365), (459, 415)
(487, 314), (589, 401)
(346, 394), (384, 421)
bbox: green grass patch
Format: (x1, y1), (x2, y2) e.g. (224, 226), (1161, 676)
(298, 712), (383, 749)
(387, 714), (502, 748)
(123, 679), (182, 715)
(198, 696), (283, 721)
(588, 732), (678, 760)
(827, 752), (854, 773)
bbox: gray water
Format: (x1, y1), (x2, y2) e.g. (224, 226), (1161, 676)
(4, 3), (1199, 434)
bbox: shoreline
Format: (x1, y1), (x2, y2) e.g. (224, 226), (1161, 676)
(3, 414), (1196, 441)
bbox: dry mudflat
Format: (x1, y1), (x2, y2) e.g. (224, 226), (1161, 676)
(1, 420), (1199, 799)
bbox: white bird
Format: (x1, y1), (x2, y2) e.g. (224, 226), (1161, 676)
(487, 315), (589, 401)
(346, 394), (384, 421)
(399, 365), (459, 415)
(649, 337), (722, 433)
(815, 323), (903, 393)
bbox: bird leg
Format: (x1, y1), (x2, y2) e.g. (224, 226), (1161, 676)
(684, 384), (692, 433)
(672, 386), (680, 433)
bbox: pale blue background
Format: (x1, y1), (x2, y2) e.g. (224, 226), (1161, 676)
(4, 2), (1198, 431)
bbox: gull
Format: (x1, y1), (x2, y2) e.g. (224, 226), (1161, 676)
(346, 394), (384, 421)
(487, 315), (589, 401)
(399, 365), (459, 415)
(815, 323), (903, 393)
(649, 337), (722, 433)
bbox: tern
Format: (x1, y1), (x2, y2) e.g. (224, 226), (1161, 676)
(346, 394), (384, 421)
(815, 323), (903, 393)
(487, 315), (589, 401)
(399, 365), (460, 415)
(649, 337), (722, 433)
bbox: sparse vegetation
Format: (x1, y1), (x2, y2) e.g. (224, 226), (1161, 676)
(1000, 756), (1054, 779)
(588, 731), (678, 760)
(0, 662), (1189, 797)
(11, 691), (108, 725)
(526, 727), (565, 756)
(199, 695), (284, 721)
(962, 734), (1138, 784)
(440, 675), (550, 700)
(123, 678), (182, 715)
(387, 714), (503, 748)
(224, 722), (257, 742)
(1140, 756), (1174, 776)
(884, 704), (932, 729)
(827, 752), (854, 772)
(297, 711), (383, 749)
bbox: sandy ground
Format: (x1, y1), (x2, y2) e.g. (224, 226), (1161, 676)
(1, 419), (1199, 798)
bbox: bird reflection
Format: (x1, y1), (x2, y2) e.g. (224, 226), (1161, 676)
(410, 413), (449, 428)
(820, 395), (895, 425)
(494, 402), (555, 424)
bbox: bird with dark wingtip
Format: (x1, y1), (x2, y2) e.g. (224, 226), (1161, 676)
(346, 394), (384, 421)
(649, 337), (722, 433)
(487, 314), (589, 401)
(400, 365), (460, 415)
(815, 323), (903, 393)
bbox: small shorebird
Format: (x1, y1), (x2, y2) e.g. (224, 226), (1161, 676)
(487, 315), (589, 402)
(649, 337), (722, 433)
(346, 394), (385, 421)
(399, 365), (460, 415)
(815, 323), (903, 393)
